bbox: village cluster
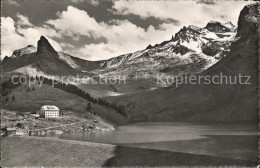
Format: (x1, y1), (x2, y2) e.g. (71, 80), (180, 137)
(1, 105), (101, 137)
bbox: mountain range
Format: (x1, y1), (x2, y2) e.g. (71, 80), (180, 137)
(2, 2), (259, 123)
(106, 3), (259, 122)
(3, 19), (237, 96)
(5, 20), (236, 80)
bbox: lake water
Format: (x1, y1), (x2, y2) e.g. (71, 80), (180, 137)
(58, 122), (258, 144)
(57, 122), (259, 161)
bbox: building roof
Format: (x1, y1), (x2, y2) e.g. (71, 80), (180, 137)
(41, 105), (59, 110)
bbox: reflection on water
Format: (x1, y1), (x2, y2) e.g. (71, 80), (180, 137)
(58, 122), (258, 144)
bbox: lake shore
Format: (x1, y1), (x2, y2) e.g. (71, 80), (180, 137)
(1, 135), (257, 167)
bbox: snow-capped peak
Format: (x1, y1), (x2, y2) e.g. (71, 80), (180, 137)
(92, 20), (236, 80)
(205, 21), (232, 33)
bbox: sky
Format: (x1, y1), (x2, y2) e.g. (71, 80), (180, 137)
(2, 0), (253, 60)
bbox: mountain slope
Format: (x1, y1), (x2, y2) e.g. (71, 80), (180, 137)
(2, 37), (110, 97)
(3, 36), (87, 76)
(2, 79), (128, 125)
(106, 3), (259, 122)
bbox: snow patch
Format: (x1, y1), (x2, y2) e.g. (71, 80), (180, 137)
(58, 52), (79, 69)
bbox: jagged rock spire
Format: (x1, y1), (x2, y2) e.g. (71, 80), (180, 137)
(36, 36), (57, 55)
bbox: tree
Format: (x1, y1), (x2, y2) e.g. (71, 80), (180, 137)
(1, 127), (8, 136)
(87, 102), (91, 112)
(5, 96), (9, 103)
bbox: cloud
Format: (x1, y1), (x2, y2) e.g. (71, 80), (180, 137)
(35, 2), (252, 60)
(46, 6), (104, 38)
(111, 1), (252, 28)
(1, 17), (25, 57)
(88, 0), (100, 6)
(46, 6), (180, 60)
(6, 0), (19, 6)
(196, 0), (215, 5)
(2, 2), (252, 61)
(1, 14), (62, 58)
(60, 42), (74, 48)
(71, 0), (100, 6)
(16, 13), (33, 27)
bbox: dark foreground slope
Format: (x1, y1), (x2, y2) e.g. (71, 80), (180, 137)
(1, 135), (257, 167)
(107, 3), (259, 122)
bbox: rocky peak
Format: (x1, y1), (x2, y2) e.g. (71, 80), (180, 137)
(36, 36), (57, 55)
(236, 3), (259, 42)
(11, 45), (36, 57)
(173, 26), (189, 42)
(146, 44), (153, 50)
(205, 20), (231, 33)
(173, 25), (201, 43)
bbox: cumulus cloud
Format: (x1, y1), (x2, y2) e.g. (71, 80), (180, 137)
(111, 1), (252, 28)
(88, 0), (100, 6)
(16, 13), (33, 26)
(1, 17), (25, 57)
(46, 6), (104, 38)
(2, 2), (252, 61)
(46, 6), (179, 60)
(1, 14), (62, 58)
(45, 2), (251, 60)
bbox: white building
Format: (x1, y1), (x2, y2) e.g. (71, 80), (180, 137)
(41, 105), (60, 118)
